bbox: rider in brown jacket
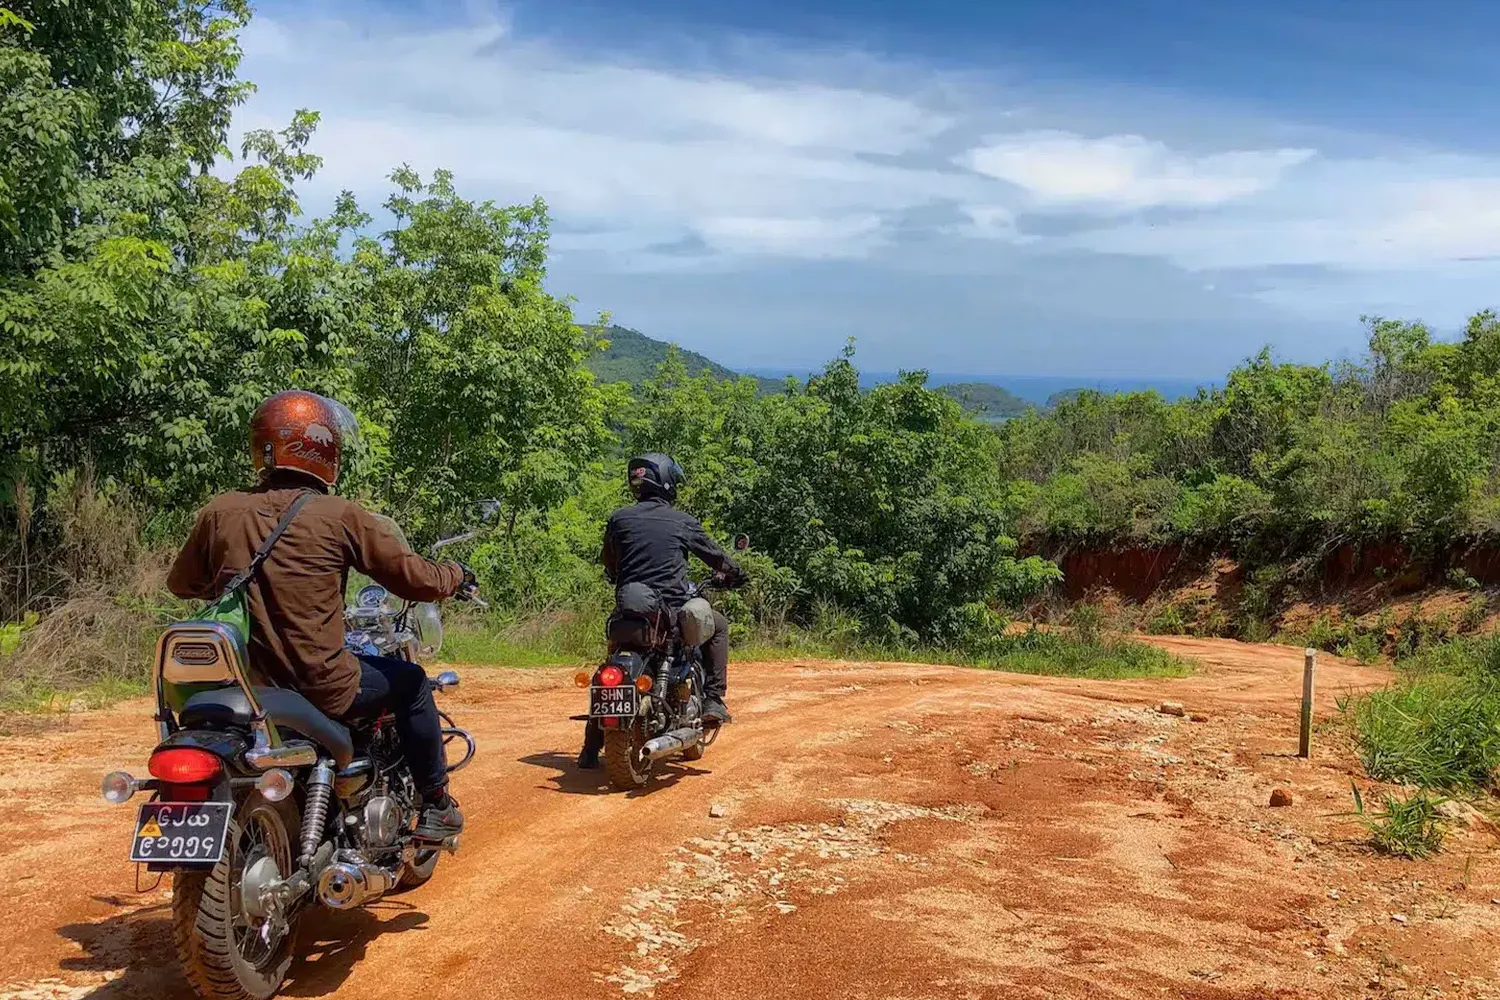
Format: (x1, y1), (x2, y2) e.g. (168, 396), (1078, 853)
(168, 390), (472, 840)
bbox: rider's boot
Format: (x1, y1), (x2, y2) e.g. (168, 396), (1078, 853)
(416, 791), (465, 841)
(703, 697), (733, 726)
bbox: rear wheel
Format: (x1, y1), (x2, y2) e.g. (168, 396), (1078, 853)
(172, 792), (300, 1000)
(604, 721), (651, 791)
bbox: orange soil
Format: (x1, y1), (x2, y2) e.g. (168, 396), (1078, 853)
(1, 638), (1497, 1000)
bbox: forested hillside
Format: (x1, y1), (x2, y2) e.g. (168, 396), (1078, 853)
(585, 325), (782, 393)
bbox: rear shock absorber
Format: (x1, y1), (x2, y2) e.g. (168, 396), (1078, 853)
(300, 760), (335, 863)
(654, 657), (671, 717)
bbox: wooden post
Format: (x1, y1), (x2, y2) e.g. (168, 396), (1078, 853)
(1298, 648), (1316, 758)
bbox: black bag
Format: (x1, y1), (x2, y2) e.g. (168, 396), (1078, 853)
(609, 583), (666, 650)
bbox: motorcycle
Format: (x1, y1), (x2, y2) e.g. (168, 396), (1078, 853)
(100, 506), (491, 1000)
(574, 534), (750, 792)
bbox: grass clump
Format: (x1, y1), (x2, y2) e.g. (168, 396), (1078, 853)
(970, 626), (1191, 679)
(1350, 632), (1500, 793)
(1351, 784), (1450, 859)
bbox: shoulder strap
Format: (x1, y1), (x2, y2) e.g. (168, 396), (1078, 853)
(221, 491), (316, 595)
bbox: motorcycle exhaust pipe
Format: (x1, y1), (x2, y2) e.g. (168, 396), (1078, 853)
(316, 858), (396, 910)
(643, 725), (703, 762)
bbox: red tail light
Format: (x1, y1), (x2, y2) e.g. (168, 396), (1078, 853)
(149, 748), (223, 784)
(598, 665), (625, 688)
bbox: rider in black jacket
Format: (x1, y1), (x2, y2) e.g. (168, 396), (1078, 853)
(579, 453), (743, 770)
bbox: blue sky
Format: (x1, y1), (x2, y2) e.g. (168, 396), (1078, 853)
(241, 0), (1500, 377)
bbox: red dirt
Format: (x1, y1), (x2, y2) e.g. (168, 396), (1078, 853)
(2, 638), (1498, 1000)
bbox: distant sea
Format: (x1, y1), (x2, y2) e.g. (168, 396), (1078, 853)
(742, 368), (1218, 404)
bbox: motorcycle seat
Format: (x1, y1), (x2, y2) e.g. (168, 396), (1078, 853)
(179, 686), (355, 767)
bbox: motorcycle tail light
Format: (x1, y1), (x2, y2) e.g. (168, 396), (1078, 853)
(598, 665), (625, 688)
(149, 747), (223, 784)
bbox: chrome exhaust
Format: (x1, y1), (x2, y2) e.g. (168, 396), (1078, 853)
(643, 725), (703, 761)
(316, 856), (396, 909)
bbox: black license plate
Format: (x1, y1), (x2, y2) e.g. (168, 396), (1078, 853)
(591, 685), (639, 718)
(129, 802), (232, 864)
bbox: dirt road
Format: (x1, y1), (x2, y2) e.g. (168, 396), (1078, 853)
(2, 638), (1498, 1000)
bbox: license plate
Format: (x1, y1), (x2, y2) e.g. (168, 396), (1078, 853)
(591, 685), (639, 718)
(129, 802), (232, 864)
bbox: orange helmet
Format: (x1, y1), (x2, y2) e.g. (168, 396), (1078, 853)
(249, 390), (357, 488)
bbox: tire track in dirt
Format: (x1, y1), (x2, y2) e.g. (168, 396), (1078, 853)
(0, 639), (1496, 999)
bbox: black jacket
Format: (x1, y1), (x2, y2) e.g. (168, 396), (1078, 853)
(601, 498), (739, 608)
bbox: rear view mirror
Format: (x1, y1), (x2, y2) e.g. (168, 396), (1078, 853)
(733, 533), (750, 552)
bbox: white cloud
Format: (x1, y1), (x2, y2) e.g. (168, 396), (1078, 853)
(1076, 166), (1500, 271)
(959, 130), (1314, 211)
(696, 214), (886, 257)
(232, 7), (1500, 307)
(234, 14), (971, 262)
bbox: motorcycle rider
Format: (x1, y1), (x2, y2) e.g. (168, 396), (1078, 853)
(167, 389), (472, 840)
(578, 453), (744, 770)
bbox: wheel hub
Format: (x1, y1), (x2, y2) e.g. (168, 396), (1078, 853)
(240, 852), (282, 921)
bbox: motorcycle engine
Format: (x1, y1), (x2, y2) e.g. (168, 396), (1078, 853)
(362, 796), (401, 849)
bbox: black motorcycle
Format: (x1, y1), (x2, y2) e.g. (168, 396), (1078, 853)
(100, 512), (487, 1000)
(575, 534), (749, 792)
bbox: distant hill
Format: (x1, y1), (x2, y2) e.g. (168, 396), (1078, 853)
(936, 382), (1031, 421)
(585, 325), (783, 393)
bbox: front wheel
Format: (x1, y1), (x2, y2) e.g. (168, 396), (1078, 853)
(172, 791), (300, 1000)
(604, 721), (652, 791)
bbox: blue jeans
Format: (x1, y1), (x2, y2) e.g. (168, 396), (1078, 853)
(344, 654), (447, 800)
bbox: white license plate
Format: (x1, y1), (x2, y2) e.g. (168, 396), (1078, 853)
(129, 802), (232, 864)
(591, 685), (639, 717)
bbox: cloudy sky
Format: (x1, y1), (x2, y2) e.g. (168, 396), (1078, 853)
(239, 0), (1500, 377)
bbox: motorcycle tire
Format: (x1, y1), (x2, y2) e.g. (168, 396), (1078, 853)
(172, 791), (301, 1000)
(604, 725), (651, 791)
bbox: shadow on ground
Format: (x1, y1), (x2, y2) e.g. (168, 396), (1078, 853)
(55, 894), (428, 998)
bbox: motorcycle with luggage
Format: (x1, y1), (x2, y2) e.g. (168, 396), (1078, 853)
(100, 507), (490, 1000)
(574, 534), (750, 792)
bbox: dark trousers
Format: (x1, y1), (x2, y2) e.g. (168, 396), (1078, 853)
(344, 654), (447, 799)
(583, 611), (729, 755)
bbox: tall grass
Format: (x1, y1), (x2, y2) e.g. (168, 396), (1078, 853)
(1350, 632), (1500, 793)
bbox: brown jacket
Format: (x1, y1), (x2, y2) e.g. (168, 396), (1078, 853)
(167, 482), (464, 716)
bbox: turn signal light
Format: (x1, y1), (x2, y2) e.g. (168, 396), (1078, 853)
(598, 665), (625, 688)
(149, 747), (223, 784)
(101, 771), (138, 804)
(574, 671), (591, 688)
(635, 674), (653, 693)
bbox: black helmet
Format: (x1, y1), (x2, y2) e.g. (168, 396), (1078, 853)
(627, 453), (685, 503)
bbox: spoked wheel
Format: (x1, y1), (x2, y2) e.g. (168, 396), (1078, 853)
(681, 668), (709, 761)
(604, 719), (652, 791)
(173, 792), (300, 1000)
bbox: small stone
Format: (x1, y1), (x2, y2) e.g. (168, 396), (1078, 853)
(1270, 788), (1294, 807)
(1158, 701), (1186, 717)
(1391, 913), (1407, 924)
(709, 803), (727, 818)
(1189, 713), (1209, 722)
(1328, 889), (1340, 900)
